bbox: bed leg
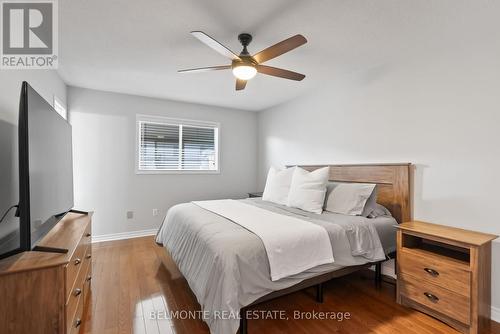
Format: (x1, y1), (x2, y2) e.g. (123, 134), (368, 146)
(316, 283), (324, 303)
(239, 308), (248, 334)
(375, 262), (382, 287)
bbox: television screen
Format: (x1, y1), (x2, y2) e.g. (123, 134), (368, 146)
(19, 82), (74, 250)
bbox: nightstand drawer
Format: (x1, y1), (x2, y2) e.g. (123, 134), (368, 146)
(398, 249), (471, 296)
(399, 273), (470, 325)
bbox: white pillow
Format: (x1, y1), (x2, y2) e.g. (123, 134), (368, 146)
(262, 167), (295, 205)
(287, 167), (329, 214)
(325, 183), (376, 216)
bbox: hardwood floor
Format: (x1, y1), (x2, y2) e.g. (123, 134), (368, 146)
(81, 236), (500, 334)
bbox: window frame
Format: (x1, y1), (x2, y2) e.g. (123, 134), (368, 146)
(135, 114), (220, 175)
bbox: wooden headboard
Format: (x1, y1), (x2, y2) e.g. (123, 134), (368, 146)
(296, 163), (412, 224)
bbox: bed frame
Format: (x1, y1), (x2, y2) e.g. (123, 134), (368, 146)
(240, 163), (413, 334)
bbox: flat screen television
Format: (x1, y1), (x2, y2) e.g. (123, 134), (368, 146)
(0, 82), (74, 259)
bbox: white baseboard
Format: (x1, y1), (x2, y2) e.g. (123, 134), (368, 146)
(492, 305), (500, 323)
(381, 259), (396, 278)
(370, 259), (396, 278)
(91, 229), (157, 243)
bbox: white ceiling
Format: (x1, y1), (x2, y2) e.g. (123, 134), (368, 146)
(58, 0), (499, 111)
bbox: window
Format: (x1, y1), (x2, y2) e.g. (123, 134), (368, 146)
(53, 96), (67, 120)
(136, 115), (219, 173)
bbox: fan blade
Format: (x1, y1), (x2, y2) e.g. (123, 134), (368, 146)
(252, 34), (307, 64)
(178, 65), (231, 74)
(236, 79), (247, 91)
(257, 65), (305, 81)
(191, 31), (241, 60)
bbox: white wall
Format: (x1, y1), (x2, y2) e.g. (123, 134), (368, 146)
(257, 36), (500, 314)
(0, 71), (67, 241)
(69, 87), (258, 237)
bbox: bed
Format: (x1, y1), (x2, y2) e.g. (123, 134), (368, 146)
(156, 163), (412, 334)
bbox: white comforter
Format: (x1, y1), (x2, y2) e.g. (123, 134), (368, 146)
(193, 199), (334, 281)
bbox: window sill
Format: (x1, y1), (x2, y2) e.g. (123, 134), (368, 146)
(136, 170), (221, 175)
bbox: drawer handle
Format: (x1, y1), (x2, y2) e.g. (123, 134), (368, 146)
(86, 275), (92, 282)
(424, 268), (439, 277)
(75, 318), (82, 328)
(423, 292), (439, 303)
(86, 253), (92, 259)
(86, 232), (91, 237)
(74, 288), (82, 296)
(74, 258), (81, 265)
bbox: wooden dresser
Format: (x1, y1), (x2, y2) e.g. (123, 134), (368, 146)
(396, 221), (497, 334)
(0, 212), (93, 334)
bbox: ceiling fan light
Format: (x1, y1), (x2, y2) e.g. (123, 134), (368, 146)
(232, 65), (257, 80)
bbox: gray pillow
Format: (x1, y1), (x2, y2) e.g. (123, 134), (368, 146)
(367, 203), (393, 218)
(324, 182), (377, 216)
(361, 185), (378, 217)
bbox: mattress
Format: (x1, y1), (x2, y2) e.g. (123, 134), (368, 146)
(156, 198), (397, 334)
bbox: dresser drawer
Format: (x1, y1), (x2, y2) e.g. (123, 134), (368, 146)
(66, 248), (87, 329)
(399, 273), (470, 325)
(83, 222), (92, 247)
(84, 250), (92, 302)
(83, 266), (92, 304)
(398, 249), (471, 296)
(68, 292), (84, 334)
(67, 255), (91, 334)
(66, 237), (86, 302)
(66, 221), (90, 334)
(84, 242), (92, 263)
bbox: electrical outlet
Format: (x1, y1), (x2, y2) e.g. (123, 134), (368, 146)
(127, 211), (134, 219)
(152, 209), (159, 217)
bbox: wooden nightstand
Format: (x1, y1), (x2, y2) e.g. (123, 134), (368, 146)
(396, 221), (497, 334)
(248, 192), (263, 198)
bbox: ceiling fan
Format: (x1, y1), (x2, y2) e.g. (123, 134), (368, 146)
(178, 31), (307, 91)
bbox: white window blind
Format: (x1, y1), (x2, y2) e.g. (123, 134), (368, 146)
(137, 115), (219, 173)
